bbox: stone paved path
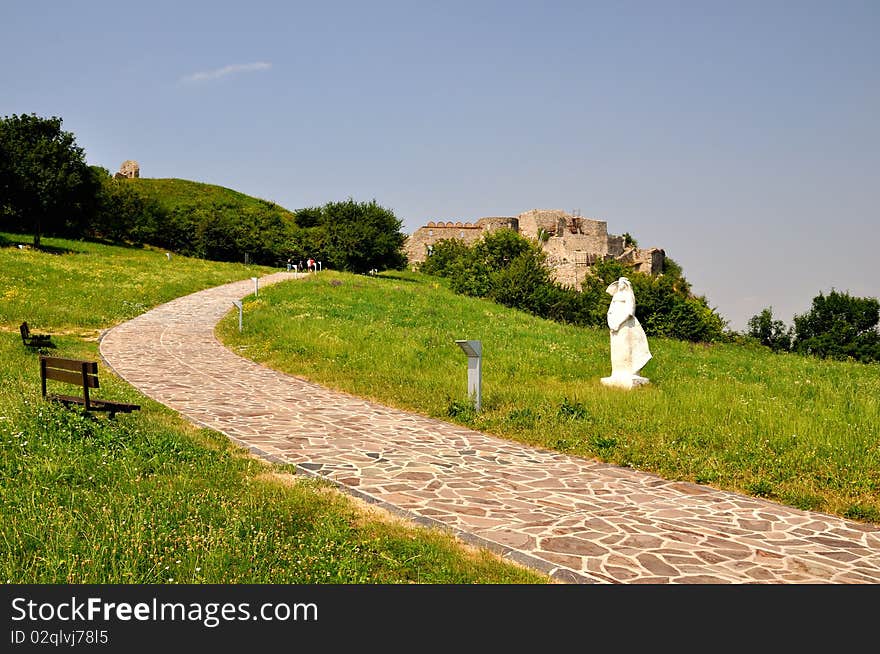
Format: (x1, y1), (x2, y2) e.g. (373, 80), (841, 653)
(99, 273), (880, 584)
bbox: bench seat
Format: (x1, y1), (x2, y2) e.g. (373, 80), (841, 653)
(40, 356), (141, 418)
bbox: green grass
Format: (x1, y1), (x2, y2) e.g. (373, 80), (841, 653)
(0, 232), (275, 331)
(0, 235), (544, 583)
(124, 177), (295, 219)
(217, 270), (880, 524)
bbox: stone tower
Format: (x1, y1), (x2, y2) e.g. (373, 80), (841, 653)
(115, 160), (140, 179)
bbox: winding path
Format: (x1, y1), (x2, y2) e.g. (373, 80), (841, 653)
(99, 273), (880, 583)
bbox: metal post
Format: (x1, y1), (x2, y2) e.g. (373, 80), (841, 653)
(233, 300), (243, 332)
(251, 277), (258, 296)
(454, 340), (482, 412)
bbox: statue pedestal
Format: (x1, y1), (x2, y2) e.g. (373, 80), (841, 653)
(601, 374), (650, 390)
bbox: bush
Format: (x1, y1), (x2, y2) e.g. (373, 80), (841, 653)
(418, 238), (471, 277)
(90, 168), (164, 245)
(448, 256), (493, 297)
(294, 198), (407, 274)
(747, 307), (792, 352)
(443, 229), (546, 301)
(489, 246), (551, 311)
(792, 290), (880, 363)
(418, 229), (726, 343)
(581, 258), (725, 342)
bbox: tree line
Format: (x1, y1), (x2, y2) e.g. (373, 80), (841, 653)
(418, 229), (727, 343)
(0, 113), (407, 274)
(5, 113), (876, 359)
(747, 293), (880, 364)
(419, 229), (880, 363)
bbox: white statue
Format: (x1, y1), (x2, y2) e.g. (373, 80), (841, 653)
(601, 277), (652, 389)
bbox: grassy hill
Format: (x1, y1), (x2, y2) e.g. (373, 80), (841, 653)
(125, 178), (295, 220)
(0, 234), (543, 583)
(108, 177), (299, 267)
(217, 270), (880, 524)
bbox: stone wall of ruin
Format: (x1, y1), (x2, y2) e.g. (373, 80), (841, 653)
(475, 216), (519, 232)
(632, 248), (665, 274)
(517, 209), (567, 239)
(404, 222), (484, 263)
(541, 233), (621, 264)
(115, 160), (140, 179)
(405, 208), (665, 277)
(577, 219), (608, 238)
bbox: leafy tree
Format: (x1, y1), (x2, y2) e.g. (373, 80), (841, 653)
(476, 228), (533, 270)
(448, 255), (493, 297)
(747, 307), (792, 352)
(528, 283), (595, 326)
(295, 199), (407, 274)
(658, 256), (691, 295)
(422, 229), (539, 297)
(489, 245), (552, 310)
(0, 113), (96, 247)
(418, 238), (471, 277)
(792, 290), (880, 363)
(293, 206), (323, 228)
(582, 258), (725, 342)
(446, 229), (538, 299)
(195, 207), (246, 262)
(90, 167), (165, 244)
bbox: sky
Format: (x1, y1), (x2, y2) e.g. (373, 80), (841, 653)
(3, 1), (878, 331)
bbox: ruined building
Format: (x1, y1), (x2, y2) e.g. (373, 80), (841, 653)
(114, 160), (140, 179)
(405, 209), (665, 288)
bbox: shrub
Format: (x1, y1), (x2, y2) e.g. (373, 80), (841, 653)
(792, 290), (880, 363)
(418, 238), (471, 277)
(747, 307), (792, 352)
(489, 247), (551, 311)
(295, 198), (407, 274)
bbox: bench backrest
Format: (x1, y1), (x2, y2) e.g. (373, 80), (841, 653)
(40, 357), (100, 407)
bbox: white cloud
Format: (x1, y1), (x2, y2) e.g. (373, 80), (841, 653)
(181, 61), (271, 83)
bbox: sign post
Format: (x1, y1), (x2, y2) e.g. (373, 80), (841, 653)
(233, 300), (243, 332)
(454, 340), (482, 412)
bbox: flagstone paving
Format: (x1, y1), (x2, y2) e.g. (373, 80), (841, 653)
(99, 272), (880, 584)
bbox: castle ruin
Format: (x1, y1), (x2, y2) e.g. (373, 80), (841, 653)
(405, 209), (665, 288)
(114, 160), (140, 179)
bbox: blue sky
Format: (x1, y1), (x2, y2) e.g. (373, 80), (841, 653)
(3, 1), (878, 331)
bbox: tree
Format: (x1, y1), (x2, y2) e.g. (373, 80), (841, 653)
(622, 232), (638, 248)
(792, 290), (880, 363)
(582, 258), (725, 342)
(747, 307), (792, 352)
(489, 246), (552, 311)
(299, 198), (407, 274)
(0, 114), (96, 247)
(417, 238), (471, 277)
(90, 167), (165, 244)
(446, 229), (538, 299)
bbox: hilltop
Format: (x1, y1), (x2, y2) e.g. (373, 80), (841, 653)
(124, 177), (295, 220)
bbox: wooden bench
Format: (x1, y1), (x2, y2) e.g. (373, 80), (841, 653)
(40, 356), (141, 418)
(20, 322), (53, 348)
